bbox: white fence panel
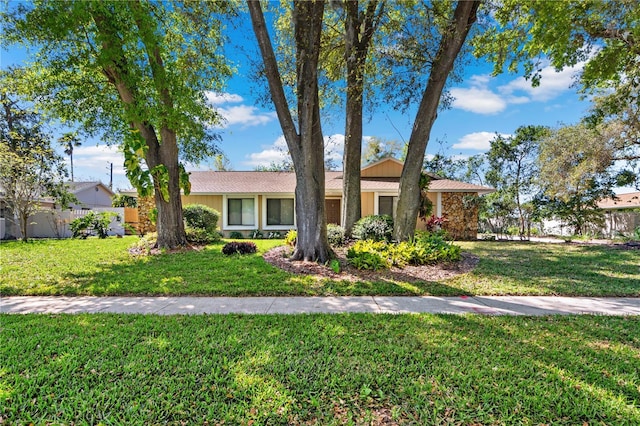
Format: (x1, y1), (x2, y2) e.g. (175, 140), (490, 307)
(18, 207), (126, 239)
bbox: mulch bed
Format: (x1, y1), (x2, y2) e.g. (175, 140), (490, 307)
(263, 245), (479, 282)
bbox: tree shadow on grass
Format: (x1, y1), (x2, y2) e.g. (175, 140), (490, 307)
(3, 313), (639, 424)
(47, 242), (467, 297)
(453, 241), (640, 296)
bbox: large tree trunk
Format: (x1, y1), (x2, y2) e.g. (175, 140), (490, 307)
(293, 103), (330, 261)
(341, 0), (381, 236)
(92, 6), (187, 249)
(143, 127), (187, 249)
(394, 0), (480, 241)
(249, 0), (332, 263)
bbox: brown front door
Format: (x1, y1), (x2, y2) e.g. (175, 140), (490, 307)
(325, 199), (341, 225)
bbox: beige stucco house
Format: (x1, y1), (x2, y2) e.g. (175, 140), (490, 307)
(166, 158), (493, 240)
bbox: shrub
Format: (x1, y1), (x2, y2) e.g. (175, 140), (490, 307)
(352, 215), (394, 242)
(347, 232), (461, 270)
(229, 231), (244, 239)
(70, 211), (117, 239)
(284, 230), (297, 246)
(327, 224), (345, 246)
(250, 229), (263, 239)
(129, 232), (158, 254)
(222, 241), (257, 255)
(183, 204), (219, 233)
(111, 194), (137, 208)
(185, 227), (220, 245)
(424, 215), (448, 233)
(347, 240), (390, 270)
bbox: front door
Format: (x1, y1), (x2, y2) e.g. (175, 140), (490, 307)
(325, 199), (341, 225)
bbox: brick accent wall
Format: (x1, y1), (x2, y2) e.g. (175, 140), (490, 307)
(441, 192), (479, 240)
(137, 196), (156, 235)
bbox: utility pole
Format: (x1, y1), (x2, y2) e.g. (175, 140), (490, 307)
(108, 162), (113, 189)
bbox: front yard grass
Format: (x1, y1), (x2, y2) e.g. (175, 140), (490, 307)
(0, 237), (638, 296)
(1, 314), (639, 424)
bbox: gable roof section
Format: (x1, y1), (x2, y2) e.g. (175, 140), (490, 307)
(598, 192), (640, 210)
(66, 181), (114, 197)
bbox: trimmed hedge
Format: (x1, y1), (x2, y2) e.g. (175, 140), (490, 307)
(222, 241), (257, 255)
(183, 204), (219, 233)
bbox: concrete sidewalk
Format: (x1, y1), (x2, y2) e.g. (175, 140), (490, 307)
(2, 295), (640, 316)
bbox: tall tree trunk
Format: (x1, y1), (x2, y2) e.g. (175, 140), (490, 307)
(92, 7), (187, 249)
(19, 211), (28, 242)
(249, 0), (332, 263)
(342, 0), (381, 236)
(394, 0), (480, 241)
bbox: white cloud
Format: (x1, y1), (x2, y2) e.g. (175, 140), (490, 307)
(450, 61), (585, 115)
(205, 92), (277, 128)
(452, 131), (511, 151)
(244, 135), (290, 167)
(450, 87), (507, 115)
(66, 144), (129, 188)
(243, 133), (353, 168)
(498, 62), (583, 102)
(205, 92), (244, 105)
(217, 105), (277, 128)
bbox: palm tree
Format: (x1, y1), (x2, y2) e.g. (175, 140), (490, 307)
(58, 132), (81, 181)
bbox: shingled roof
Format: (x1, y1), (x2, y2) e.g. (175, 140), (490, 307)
(185, 170), (493, 195)
(597, 192), (640, 210)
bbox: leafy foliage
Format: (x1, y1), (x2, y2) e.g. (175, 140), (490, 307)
(486, 126), (549, 238)
(326, 224), (346, 246)
(185, 227), (220, 245)
(229, 231), (244, 239)
(3, 0), (233, 248)
(424, 215), (449, 233)
(111, 194), (137, 208)
(69, 211), (118, 239)
(284, 230), (297, 247)
(0, 94), (69, 241)
(222, 241), (258, 256)
(352, 215), (394, 242)
(182, 204), (219, 233)
(347, 231), (461, 270)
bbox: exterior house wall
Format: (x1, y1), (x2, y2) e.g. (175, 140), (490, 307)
(181, 194), (223, 214)
(361, 192), (375, 217)
(361, 160), (403, 178)
(72, 186), (113, 209)
(440, 192), (479, 240)
(601, 210), (640, 237)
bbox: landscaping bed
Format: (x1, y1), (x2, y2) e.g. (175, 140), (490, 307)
(263, 245), (480, 282)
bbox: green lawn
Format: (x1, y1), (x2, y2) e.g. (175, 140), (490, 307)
(0, 237), (638, 296)
(1, 314), (638, 424)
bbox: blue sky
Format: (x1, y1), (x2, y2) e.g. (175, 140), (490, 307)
(1, 12), (593, 191)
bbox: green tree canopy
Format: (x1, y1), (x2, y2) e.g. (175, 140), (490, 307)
(0, 94), (69, 241)
(2, 0), (233, 248)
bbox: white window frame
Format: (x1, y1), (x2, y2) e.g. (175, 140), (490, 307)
(262, 194), (296, 231)
(223, 195), (259, 230)
(374, 192), (399, 217)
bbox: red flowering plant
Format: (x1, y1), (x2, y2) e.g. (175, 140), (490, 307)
(425, 214), (448, 232)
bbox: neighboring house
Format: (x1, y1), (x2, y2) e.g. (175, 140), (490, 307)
(64, 181), (115, 209)
(1, 181), (123, 239)
(129, 158), (492, 240)
(597, 192), (640, 237)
